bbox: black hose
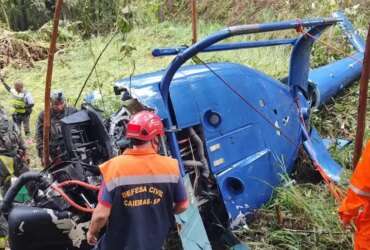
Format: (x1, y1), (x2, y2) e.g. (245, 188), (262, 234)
(188, 128), (210, 178)
(1, 172), (42, 214)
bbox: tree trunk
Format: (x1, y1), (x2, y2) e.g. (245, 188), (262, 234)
(20, 0), (29, 30)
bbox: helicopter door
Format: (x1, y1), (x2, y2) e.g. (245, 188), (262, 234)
(204, 124), (277, 226)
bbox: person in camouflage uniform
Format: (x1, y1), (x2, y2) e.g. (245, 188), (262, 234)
(35, 90), (78, 167)
(0, 106), (29, 196)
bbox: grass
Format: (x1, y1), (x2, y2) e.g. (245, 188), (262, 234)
(238, 173), (353, 249)
(0, 7), (368, 249)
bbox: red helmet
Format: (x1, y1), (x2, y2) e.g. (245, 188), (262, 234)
(126, 111), (164, 141)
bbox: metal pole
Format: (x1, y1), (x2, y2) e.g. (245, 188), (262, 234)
(353, 24), (370, 168)
(191, 0), (197, 44)
(43, 0), (63, 168)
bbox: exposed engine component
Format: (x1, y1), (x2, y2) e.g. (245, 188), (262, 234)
(178, 127), (211, 198)
(1, 106), (112, 250)
(107, 88), (155, 154)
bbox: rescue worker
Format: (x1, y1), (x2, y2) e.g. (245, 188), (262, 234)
(35, 90), (77, 166)
(87, 111), (189, 250)
(339, 140), (370, 250)
(0, 77), (34, 136)
(0, 105), (32, 249)
(0, 106), (29, 196)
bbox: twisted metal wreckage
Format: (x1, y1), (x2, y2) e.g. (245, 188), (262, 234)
(0, 11), (366, 250)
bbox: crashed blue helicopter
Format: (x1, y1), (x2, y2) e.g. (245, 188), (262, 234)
(1, 11), (365, 250)
(113, 11), (364, 249)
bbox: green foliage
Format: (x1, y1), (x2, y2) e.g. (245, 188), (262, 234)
(155, 0), (369, 26)
(0, 0), (134, 37)
(239, 175), (352, 249)
(65, 0), (115, 36)
(0, 0), (52, 31)
(311, 83), (362, 140)
(131, 0), (162, 25)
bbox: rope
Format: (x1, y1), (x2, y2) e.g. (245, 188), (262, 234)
(195, 53), (350, 202)
(74, 31), (119, 107)
(293, 20), (367, 202)
(193, 56), (297, 146)
(294, 97), (345, 202)
(295, 19), (363, 64)
(195, 54), (348, 202)
(315, 164), (345, 202)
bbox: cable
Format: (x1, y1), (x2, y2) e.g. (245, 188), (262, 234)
(295, 19), (363, 64)
(294, 97), (345, 202)
(295, 22), (362, 201)
(56, 180), (100, 191)
(193, 55), (297, 145)
(194, 49), (347, 202)
(74, 31), (119, 107)
(51, 184), (94, 213)
(129, 59), (136, 96)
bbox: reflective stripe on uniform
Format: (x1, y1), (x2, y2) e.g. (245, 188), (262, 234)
(349, 184), (370, 198)
(106, 174), (179, 192)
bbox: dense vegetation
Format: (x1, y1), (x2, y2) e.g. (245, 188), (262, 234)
(0, 0), (131, 34)
(0, 0), (369, 249)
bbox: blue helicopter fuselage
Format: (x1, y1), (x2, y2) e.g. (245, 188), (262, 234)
(116, 62), (303, 219)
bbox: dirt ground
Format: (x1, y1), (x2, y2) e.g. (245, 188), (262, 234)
(0, 29), (48, 70)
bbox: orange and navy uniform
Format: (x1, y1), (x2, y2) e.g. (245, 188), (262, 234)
(96, 147), (187, 250)
(339, 140), (370, 250)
